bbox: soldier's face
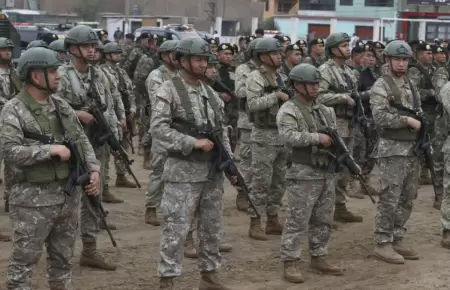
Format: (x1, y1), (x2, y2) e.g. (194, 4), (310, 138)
(352, 53), (362, 65)
(434, 52), (446, 64)
(388, 57), (409, 74)
(57, 51), (67, 61)
(287, 51), (302, 66)
(362, 51), (375, 66)
(181, 55), (207, 76)
(31, 67), (60, 91)
(311, 44), (324, 56)
(73, 44), (95, 60)
(218, 49), (233, 65)
(205, 65), (218, 79)
(294, 82), (319, 99)
(210, 45), (218, 53)
(418, 51), (433, 64)
(239, 41), (248, 51)
(336, 41), (350, 58)
(110, 52), (122, 62)
(0, 48), (12, 60)
(94, 50), (101, 61)
(101, 35), (108, 43)
(261, 51), (282, 67)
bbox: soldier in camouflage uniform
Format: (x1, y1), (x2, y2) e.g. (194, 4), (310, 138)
(346, 45), (363, 69)
(278, 64), (344, 284)
(373, 41), (386, 67)
(124, 32), (151, 78)
(246, 38), (288, 241)
(274, 35), (291, 57)
(431, 44), (449, 210)
(302, 38), (326, 68)
(1, 47), (101, 290)
(0, 37), (20, 241)
(97, 29), (109, 44)
(152, 37), (233, 290)
(234, 38), (261, 211)
(296, 39), (308, 56)
(49, 39), (69, 63)
(212, 43), (238, 152)
(206, 38), (219, 54)
(233, 36), (251, 67)
(278, 43), (303, 81)
(407, 43), (436, 187)
(56, 25), (118, 271)
(119, 33), (135, 67)
(370, 40), (420, 264)
(144, 40), (179, 226)
(100, 42), (138, 194)
(350, 44), (380, 197)
(317, 32), (363, 223)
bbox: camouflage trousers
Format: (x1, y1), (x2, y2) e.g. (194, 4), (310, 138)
(434, 115), (446, 198)
(280, 177), (336, 261)
(237, 129), (252, 196)
(352, 121), (378, 176)
(335, 136), (354, 205)
(157, 180), (223, 277)
(145, 152), (167, 208)
(80, 144), (107, 249)
(374, 156), (419, 245)
(248, 143), (288, 218)
(104, 146), (126, 184)
(3, 162), (11, 205)
(8, 202), (79, 289)
(420, 109), (436, 182)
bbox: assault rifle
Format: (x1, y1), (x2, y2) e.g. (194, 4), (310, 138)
(319, 127), (376, 204)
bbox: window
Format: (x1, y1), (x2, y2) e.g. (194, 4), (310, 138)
(300, 0), (336, 10)
(340, 0), (353, 5)
(426, 23), (450, 41)
(364, 0), (394, 6)
(277, 0), (296, 13)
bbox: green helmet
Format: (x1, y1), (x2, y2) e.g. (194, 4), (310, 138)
(208, 54), (219, 65)
(325, 32), (350, 55)
(254, 38), (282, 54)
(103, 42), (122, 54)
(0, 38), (14, 50)
(26, 40), (48, 50)
(48, 39), (66, 52)
(384, 40), (413, 58)
(158, 40), (179, 53)
(248, 38), (262, 57)
(17, 47), (62, 81)
(289, 64), (321, 83)
(175, 37), (210, 57)
(94, 40), (104, 51)
(64, 25), (99, 50)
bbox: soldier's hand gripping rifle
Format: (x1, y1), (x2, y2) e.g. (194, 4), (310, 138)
(318, 127), (376, 204)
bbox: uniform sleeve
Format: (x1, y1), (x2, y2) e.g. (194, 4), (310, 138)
(124, 48), (137, 75)
(216, 92), (232, 156)
(150, 81), (197, 154)
(147, 70), (164, 107)
(0, 102), (52, 167)
(235, 65), (250, 99)
(317, 67), (349, 106)
(120, 68), (136, 111)
(276, 103), (320, 147)
(370, 79), (409, 129)
(432, 67), (449, 97)
(407, 66), (432, 101)
(246, 72), (278, 112)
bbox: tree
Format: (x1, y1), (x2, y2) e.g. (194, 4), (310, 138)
(264, 17), (280, 31)
(73, 0), (101, 21)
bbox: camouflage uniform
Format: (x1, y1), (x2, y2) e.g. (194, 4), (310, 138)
(439, 82), (450, 247)
(302, 55), (326, 68)
(123, 45), (143, 77)
(370, 42), (420, 263)
(57, 60), (118, 270)
(134, 53), (155, 155)
(381, 63), (390, 75)
(120, 42), (134, 67)
(234, 50), (246, 67)
(318, 58), (362, 222)
(151, 77), (231, 282)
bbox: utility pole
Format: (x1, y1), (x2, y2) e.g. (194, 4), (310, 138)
(125, 0), (130, 34)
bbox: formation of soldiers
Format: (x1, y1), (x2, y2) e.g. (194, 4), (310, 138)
(0, 23), (450, 290)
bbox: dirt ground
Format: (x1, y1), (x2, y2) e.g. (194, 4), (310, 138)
(0, 156), (449, 290)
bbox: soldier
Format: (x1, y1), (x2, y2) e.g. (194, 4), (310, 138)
(432, 44), (449, 210)
(100, 42), (138, 192)
(1, 47), (101, 290)
(295, 39), (308, 56)
(370, 40), (420, 264)
(407, 43), (436, 187)
(0, 37), (19, 241)
(373, 41), (386, 66)
(278, 64), (343, 283)
(152, 37), (234, 290)
(351, 44), (381, 196)
(278, 43), (303, 80)
(234, 38), (261, 211)
(144, 40), (179, 226)
(274, 35), (291, 57)
(206, 38), (219, 54)
(134, 39), (157, 164)
(246, 38), (288, 241)
(302, 38), (326, 68)
(346, 45), (363, 69)
(234, 36), (252, 66)
(56, 25), (117, 270)
(26, 40), (48, 50)
(317, 32), (362, 222)
(49, 39), (69, 63)
(124, 32), (151, 78)
(120, 33), (135, 66)
(212, 43), (238, 153)
(97, 29), (109, 44)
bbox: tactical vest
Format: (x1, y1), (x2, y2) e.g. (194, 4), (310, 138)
(381, 75), (419, 141)
(328, 67), (353, 119)
(252, 69), (282, 128)
(290, 98), (334, 167)
(17, 92), (80, 183)
(170, 76), (222, 162)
